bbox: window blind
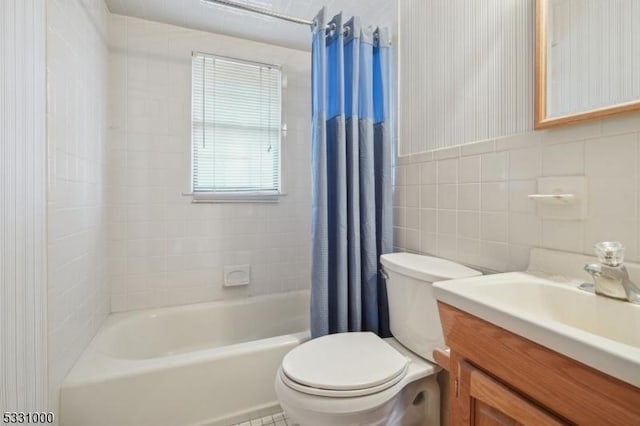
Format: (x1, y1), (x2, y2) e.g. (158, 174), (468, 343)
(191, 53), (282, 195)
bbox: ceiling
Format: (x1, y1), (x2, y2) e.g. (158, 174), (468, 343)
(105, 0), (397, 51)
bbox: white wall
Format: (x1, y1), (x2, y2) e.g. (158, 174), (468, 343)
(107, 15), (311, 312)
(396, 0), (640, 272)
(398, 0), (533, 154)
(0, 0), (48, 412)
(46, 0), (111, 414)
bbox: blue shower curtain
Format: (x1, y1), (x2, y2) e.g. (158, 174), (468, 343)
(310, 9), (393, 338)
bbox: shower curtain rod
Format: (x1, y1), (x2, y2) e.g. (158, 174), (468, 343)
(203, 0), (327, 29)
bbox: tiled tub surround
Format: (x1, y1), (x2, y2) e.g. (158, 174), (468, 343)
(393, 113), (640, 272)
(107, 15), (311, 312)
(46, 0), (111, 414)
(60, 290), (309, 426)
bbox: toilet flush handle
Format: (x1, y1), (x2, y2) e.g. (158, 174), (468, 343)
(380, 268), (389, 280)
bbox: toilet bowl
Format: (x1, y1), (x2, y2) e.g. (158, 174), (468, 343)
(275, 253), (481, 426)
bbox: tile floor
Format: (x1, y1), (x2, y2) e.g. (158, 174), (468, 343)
(233, 411), (298, 426)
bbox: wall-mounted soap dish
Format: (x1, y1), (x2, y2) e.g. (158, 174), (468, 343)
(527, 193), (576, 204)
(528, 176), (586, 220)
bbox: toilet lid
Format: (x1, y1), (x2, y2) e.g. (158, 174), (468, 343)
(281, 332), (409, 394)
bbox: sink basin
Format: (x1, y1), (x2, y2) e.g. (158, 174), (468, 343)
(433, 267), (640, 388)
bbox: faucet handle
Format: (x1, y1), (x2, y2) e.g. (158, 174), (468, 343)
(594, 241), (625, 267)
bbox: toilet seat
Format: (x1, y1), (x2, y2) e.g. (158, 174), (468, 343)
(279, 364), (409, 398)
(281, 332), (410, 397)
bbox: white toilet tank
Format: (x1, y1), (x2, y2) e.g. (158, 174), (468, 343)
(380, 253), (481, 362)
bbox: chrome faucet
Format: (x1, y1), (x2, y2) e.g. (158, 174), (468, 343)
(583, 242), (640, 304)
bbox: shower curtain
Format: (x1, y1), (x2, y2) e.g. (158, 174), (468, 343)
(310, 9), (393, 338)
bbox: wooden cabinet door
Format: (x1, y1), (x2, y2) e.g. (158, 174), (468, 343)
(455, 360), (568, 426)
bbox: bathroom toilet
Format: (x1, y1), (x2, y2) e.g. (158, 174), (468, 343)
(275, 253), (482, 425)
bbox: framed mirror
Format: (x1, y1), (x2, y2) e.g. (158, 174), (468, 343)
(535, 0), (640, 129)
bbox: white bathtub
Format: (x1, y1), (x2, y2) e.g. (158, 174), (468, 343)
(60, 290), (310, 426)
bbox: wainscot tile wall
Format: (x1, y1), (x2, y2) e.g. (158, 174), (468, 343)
(393, 113), (640, 272)
(107, 15), (311, 312)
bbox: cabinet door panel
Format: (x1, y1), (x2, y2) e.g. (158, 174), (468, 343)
(474, 400), (519, 426)
(458, 361), (568, 426)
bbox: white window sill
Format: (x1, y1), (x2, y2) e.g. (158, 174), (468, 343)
(185, 192), (285, 204)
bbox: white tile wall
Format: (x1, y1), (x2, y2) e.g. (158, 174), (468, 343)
(394, 113), (640, 272)
(46, 0), (111, 415)
(0, 0), (48, 412)
(107, 15), (311, 312)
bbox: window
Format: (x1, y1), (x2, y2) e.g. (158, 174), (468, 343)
(191, 52), (282, 201)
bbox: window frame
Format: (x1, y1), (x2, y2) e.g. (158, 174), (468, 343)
(189, 51), (286, 203)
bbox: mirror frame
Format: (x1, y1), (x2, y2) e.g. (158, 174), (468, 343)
(535, 0), (640, 129)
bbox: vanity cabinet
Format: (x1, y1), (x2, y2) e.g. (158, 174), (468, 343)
(437, 302), (640, 426)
